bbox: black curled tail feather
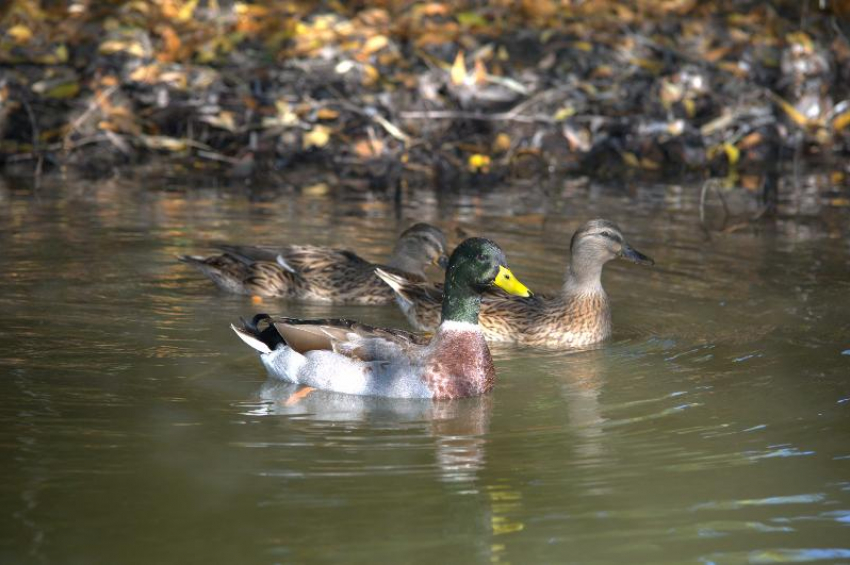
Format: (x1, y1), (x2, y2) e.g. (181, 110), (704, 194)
(239, 313), (286, 350)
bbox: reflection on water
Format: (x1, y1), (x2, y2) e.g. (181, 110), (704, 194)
(247, 382), (491, 485)
(0, 170), (848, 564)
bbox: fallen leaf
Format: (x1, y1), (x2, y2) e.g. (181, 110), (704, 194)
(451, 51), (466, 86)
(201, 111), (237, 132)
(140, 135), (189, 151)
(361, 64), (380, 86)
(622, 151), (640, 167)
(302, 182), (329, 196)
(100, 39), (147, 58)
(833, 110), (850, 133)
(468, 153), (491, 173)
(353, 138), (383, 158)
(553, 106), (576, 121)
(362, 34), (388, 55)
(8, 24), (33, 44)
(316, 108), (340, 120)
(302, 125), (331, 149)
(493, 133), (511, 152)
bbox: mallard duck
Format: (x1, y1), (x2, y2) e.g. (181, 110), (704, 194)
(179, 223), (448, 304)
(231, 238), (532, 399)
(375, 219), (654, 348)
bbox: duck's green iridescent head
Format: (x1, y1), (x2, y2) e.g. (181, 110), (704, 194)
(441, 237), (532, 324)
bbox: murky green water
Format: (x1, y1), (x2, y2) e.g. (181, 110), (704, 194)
(1, 172), (848, 564)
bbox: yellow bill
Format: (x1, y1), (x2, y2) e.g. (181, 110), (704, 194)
(493, 265), (533, 297)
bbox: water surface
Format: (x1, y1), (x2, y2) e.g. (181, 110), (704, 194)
(0, 172), (848, 564)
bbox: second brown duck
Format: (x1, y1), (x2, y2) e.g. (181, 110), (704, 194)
(180, 223), (448, 304)
(376, 219), (654, 348)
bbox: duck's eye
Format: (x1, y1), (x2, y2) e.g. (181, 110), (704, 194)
(600, 231), (611, 238)
(476, 253), (487, 262)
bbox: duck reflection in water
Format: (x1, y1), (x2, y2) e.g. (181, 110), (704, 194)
(253, 381), (492, 485)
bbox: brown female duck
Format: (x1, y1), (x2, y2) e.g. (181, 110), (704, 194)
(376, 219), (653, 348)
(179, 223), (448, 304)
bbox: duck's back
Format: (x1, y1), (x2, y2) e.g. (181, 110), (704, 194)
(280, 246), (408, 304)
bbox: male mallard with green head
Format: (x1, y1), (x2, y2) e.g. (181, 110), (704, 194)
(376, 219), (653, 349)
(179, 223), (448, 304)
(231, 238), (532, 399)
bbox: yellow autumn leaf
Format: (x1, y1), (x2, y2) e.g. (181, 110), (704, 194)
(622, 152), (640, 167)
(362, 34), (388, 55)
(303, 126), (331, 149)
(316, 108), (340, 120)
(302, 182), (329, 196)
(631, 57), (663, 74)
(140, 135), (188, 151)
(33, 44), (69, 65)
(8, 24), (33, 44)
(42, 82), (80, 99)
(361, 64), (380, 86)
(772, 94), (809, 128)
(353, 138), (383, 158)
(473, 58), (488, 85)
(129, 64), (161, 83)
(833, 110), (850, 133)
(100, 39), (146, 58)
(201, 111), (237, 132)
(468, 153), (491, 173)
(492, 133), (511, 152)
(708, 142), (740, 165)
(177, 0), (199, 22)
(640, 157), (661, 170)
(553, 106), (576, 121)
(450, 51), (467, 86)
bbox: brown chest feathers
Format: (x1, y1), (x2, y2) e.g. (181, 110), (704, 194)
(423, 329), (495, 399)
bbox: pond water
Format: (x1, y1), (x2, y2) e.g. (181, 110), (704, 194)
(0, 171), (848, 564)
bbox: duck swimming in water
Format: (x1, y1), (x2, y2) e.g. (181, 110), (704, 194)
(179, 223), (448, 304)
(231, 238), (532, 399)
(376, 219), (653, 349)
